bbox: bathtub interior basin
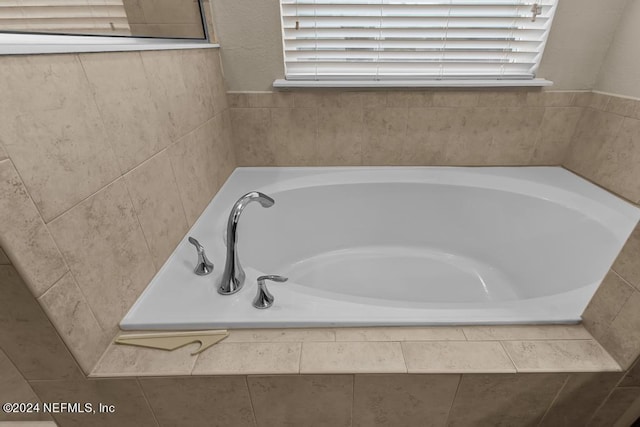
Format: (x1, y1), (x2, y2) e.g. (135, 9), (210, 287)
(121, 167), (640, 330)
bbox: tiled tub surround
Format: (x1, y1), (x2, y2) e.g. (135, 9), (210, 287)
(78, 325), (627, 427)
(567, 92), (640, 371)
(0, 47), (234, 374)
(228, 90), (583, 167)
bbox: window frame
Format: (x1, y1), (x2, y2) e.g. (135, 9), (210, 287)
(0, 0), (216, 55)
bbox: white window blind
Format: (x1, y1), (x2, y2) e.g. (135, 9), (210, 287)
(0, 1), (130, 36)
(279, 0), (558, 81)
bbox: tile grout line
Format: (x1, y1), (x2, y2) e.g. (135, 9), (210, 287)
(611, 268), (639, 293)
(349, 373), (355, 427)
(536, 374), (571, 427)
(443, 374), (463, 427)
(297, 342), (304, 374)
(244, 375), (259, 427)
(2, 158), (69, 297)
(498, 341), (519, 373)
(398, 341), (409, 374)
(122, 170), (160, 272)
(136, 378), (161, 427)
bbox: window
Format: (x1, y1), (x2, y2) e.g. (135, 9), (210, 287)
(0, 1), (214, 55)
(278, 0), (557, 85)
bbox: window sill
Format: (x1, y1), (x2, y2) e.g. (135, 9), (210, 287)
(273, 78), (553, 89)
(0, 33), (218, 55)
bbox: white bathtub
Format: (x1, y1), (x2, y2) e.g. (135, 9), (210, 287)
(121, 167), (640, 329)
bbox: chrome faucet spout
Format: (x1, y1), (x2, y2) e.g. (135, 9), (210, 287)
(218, 192), (275, 295)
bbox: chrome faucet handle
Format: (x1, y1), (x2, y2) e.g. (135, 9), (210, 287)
(188, 236), (214, 276)
(252, 275), (288, 309)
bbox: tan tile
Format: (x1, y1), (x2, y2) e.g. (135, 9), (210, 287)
(623, 358), (640, 387)
(214, 110), (237, 183)
(0, 55), (121, 222)
(293, 91), (323, 107)
(270, 108), (317, 166)
(80, 52), (173, 174)
(225, 328), (335, 343)
(230, 108), (275, 166)
(30, 378), (157, 427)
(227, 92), (249, 108)
(486, 107), (544, 165)
(589, 387), (640, 427)
(140, 376), (255, 427)
(141, 50), (204, 141)
(447, 373), (567, 427)
(0, 266), (82, 381)
(599, 291), (640, 369)
(181, 48), (218, 120)
(527, 91), (576, 107)
(387, 91), (433, 107)
(317, 108), (363, 166)
(540, 372), (623, 426)
(301, 342), (405, 374)
(583, 271), (635, 340)
(167, 120), (221, 226)
(540, 107), (584, 141)
(0, 246), (9, 264)
(587, 117), (640, 201)
(360, 92), (388, 109)
(205, 49), (228, 114)
(463, 325), (592, 341)
(92, 343), (197, 377)
(0, 142), (7, 161)
(605, 96), (638, 117)
(321, 92), (363, 109)
(573, 91), (593, 107)
(192, 342), (301, 375)
(38, 273), (111, 374)
(361, 107), (407, 166)
(402, 341), (515, 373)
(336, 327), (465, 342)
(0, 160), (68, 296)
(48, 179), (156, 336)
(124, 151), (188, 269)
(613, 224), (640, 290)
(564, 109), (625, 186)
(0, 349), (49, 422)
(477, 91), (529, 107)
(402, 108), (450, 165)
(246, 92), (294, 108)
(502, 340), (620, 372)
(533, 104), (574, 161)
(248, 375), (353, 427)
(432, 91), (479, 107)
(590, 93), (612, 110)
(353, 374), (459, 427)
(441, 108), (496, 165)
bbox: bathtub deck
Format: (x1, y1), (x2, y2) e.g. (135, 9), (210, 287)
(91, 324), (620, 377)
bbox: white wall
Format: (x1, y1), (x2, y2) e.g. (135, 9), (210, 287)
(211, 0), (629, 92)
(594, 0), (640, 98)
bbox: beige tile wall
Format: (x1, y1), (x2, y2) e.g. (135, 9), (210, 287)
(7, 370), (637, 426)
(0, 47), (234, 374)
(228, 90), (582, 167)
(570, 93), (640, 371)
